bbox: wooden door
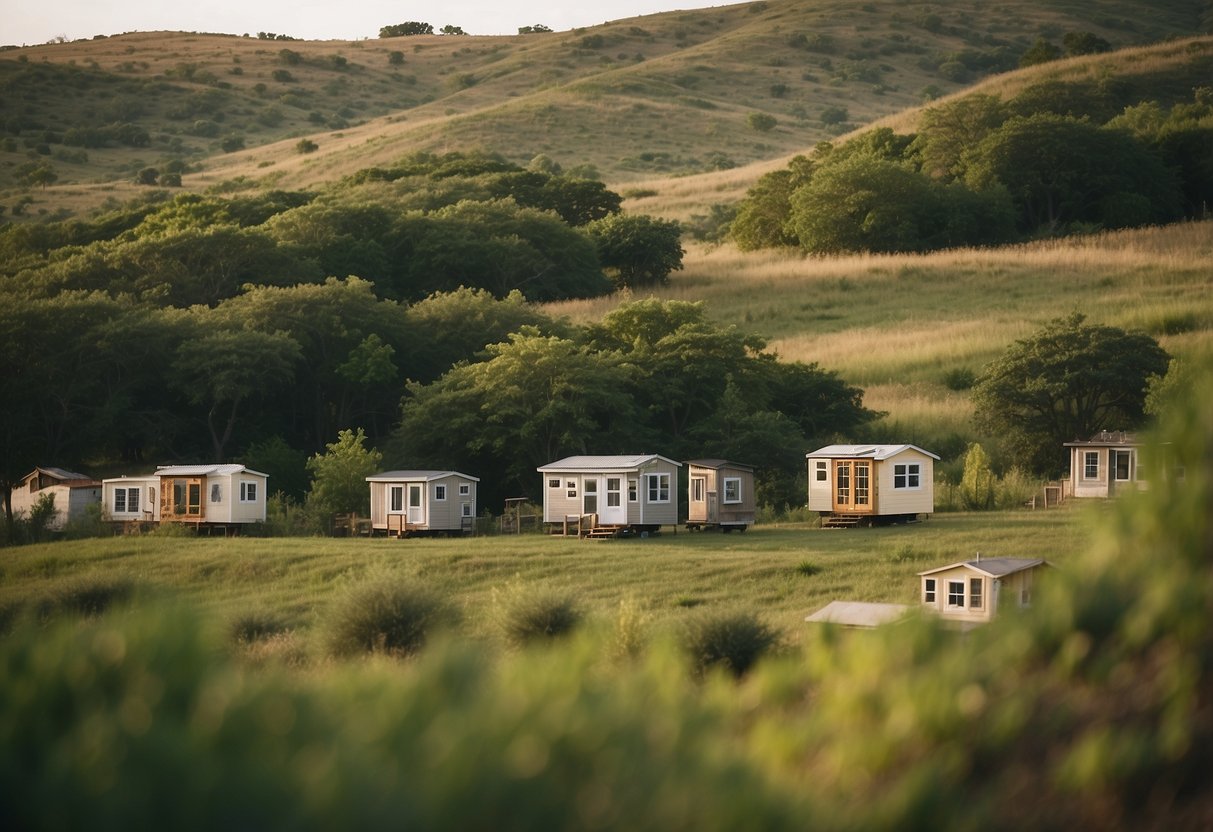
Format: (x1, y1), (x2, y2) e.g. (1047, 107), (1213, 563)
(833, 461), (873, 513)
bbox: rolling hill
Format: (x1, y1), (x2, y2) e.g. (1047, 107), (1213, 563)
(1, 0), (1209, 220)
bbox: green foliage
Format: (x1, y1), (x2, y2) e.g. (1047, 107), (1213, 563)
(379, 21), (434, 37)
(494, 583), (582, 647)
(972, 313), (1171, 475)
(584, 213), (684, 289)
(959, 442), (996, 510)
(37, 573), (139, 620)
(681, 610), (779, 677)
(793, 559), (821, 576)
(306, 428), (383, 518)
(1019, 36), (1062, 67)
(747, 112), (777, 132)
(295, 138), (318, 154)
(730, 155), (814, 250)
(325, 575), (457, 658)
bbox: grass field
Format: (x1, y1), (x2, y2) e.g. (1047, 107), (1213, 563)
(1, 508), (1087, 653)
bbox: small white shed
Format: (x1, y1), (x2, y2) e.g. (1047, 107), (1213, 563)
(366, 470), (479, 536)
(807, 444), (938, 526)
(1063, 431), (1145, 499)
(538, 454), (682, 536)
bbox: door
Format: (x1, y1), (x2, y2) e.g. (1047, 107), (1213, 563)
(1111, 450), (1133, 493)
(407, 483), (425, 525)
(601, 476), (627, 525)
(833, 461), (873, 513)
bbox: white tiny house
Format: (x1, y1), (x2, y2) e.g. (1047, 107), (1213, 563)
(102, 464), (268, 529)
(538, 454), (682, 536)
(366, 470), (479, 536)
(918, 557), (1051, 628)
(807, 444), (938, 526)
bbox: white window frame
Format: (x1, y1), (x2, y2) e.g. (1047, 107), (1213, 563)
(114, 488), (128, 513)
(894, 462), (922, 490)
(1112, 450), (1132, 482)
(461, 501), (473, 518)
(947, 580), (966, 609)
(691, 477), (705, 502)
(723, 477), (742, 504)
(923, 578), (936, 603)
(646, 473), (671, 504)
(434, 484), (447, 501)
(1082, 451), (1100, 480)
(815, 461), (828, 482)
(627, 479), (638, 503)
(389, 485), (404, 513)
(969, 578), (983, 610)
(239, 481), (258, 503)
(566, 480), (577, 499)
(548, 477), (561, 490)
(458, 482), (471, 496)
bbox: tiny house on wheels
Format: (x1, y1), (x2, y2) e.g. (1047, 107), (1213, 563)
(538, 454), (682, 538)
(102, 464), (268, 531)
(807, 444), (938, 527)
(1063, 431), (1145, 499)
(685, 459), (755, 532)
(366, 470), (479, 537)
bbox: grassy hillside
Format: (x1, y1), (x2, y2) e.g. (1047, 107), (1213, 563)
(2, 0), (1207, 219)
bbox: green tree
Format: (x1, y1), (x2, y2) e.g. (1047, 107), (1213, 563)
(307, 428), (383, 517)
(972, 313), (1170, 475)
(1062, 31), (1111, 56)
(439, 25), (467, 35)
(959, 442), (996, 510)
(379, 22), (433, 37)
(909, 94), (1008, 180)
(729, 155), (815, 250)
(1019, 37), (1061, 67)
(747, 112), (777, 132)
(584, 214), (684, 289)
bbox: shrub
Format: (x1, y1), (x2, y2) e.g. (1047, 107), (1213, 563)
(681, 610), (779, 678)
(496, 584), (581, 647)
(611, 597), (651, 661)
(38, 574), (138, 620)
(747, 112), (777, 132)
(229, 610), (290, 645)
(793, 559), (822, 576)
(995, 467), (1042, 510)
(326, 577), (456, 658)
(296, 138), (318, 154)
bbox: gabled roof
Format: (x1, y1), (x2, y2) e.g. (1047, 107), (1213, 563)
(804, 601), (910, 627)
(685, 459), (755, 472)
(23, 466), (98, 486)
(538, 454), (682, 472)
(1063, 430), (1140, 448)
(918, 557), (1049, 579)
(366, 470), (480, 483)
(155, 464), (268, 478)
(806, 444), (940, 461)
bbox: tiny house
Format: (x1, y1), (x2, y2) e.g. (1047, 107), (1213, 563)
(807, 444), (938, 526)
(11, 467), (101, 531)
(366, 470), (479, 536)
(685, 459), (755, 532)
(538, 454), (682, 537)
(1064, 431), (1145, 499)
(918, 557), (1051, 628)
(102, 464), (268, 529)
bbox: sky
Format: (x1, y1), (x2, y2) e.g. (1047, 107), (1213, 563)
(5, 1), (710, 46)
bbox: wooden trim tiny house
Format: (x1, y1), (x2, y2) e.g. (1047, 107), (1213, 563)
(686, 459), (755, 531)
(1063, 431), (1145, 499)
(807, 444), (939, 526)
(102, 464), (268, 531)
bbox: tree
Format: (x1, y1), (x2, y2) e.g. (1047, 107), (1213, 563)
(380, 22), (433, 37)
(730, 155), (815, 250)
(747, 113), (777, 132)
(388, 51), (405, 66)
(959, 443), (996, 510)
(306, 428), (383, 518)
(439, 25), (467, 35)
(1062, 31), (1111, 56)
(584, 214), (684, 289)
(296, 139), (318, 154)
(909, 94), (1008, 180)
(517, 24), (552, 34)
(1019, 37), (1061, 67)
(972, 313), (1170, 475)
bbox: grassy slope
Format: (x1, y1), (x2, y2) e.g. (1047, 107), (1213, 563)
(0, 511), (1085, 649)
(2, 0), (1206, 217)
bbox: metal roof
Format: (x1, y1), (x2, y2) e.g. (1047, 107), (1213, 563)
(806, 444), (940, 461)
(685, 459), (755, 471)
(804, 601), (910, 627)
(1063, 430), (1140, 447)
(918, 557), (1049, 578)
(538, 454), (682, 472)
(155, 464), (268, 478)
(366, 470), (480, 482)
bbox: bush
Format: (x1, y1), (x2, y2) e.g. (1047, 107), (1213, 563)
(325, 577), (456, 658)
(793, 559), (822, 576)
(38, 573), (139, 620)
(495, 584), (581, 647)
(296, 138), (318, 154)
(229, 610), (291, 645)
(681, 610), (779, 678)
(747, 112), (777, 132)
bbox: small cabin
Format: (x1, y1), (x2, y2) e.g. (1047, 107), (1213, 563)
(538, 454), (682, 537)
(807, 444), (938, 526)
(102, 464), (268, 529)
(366, 470), (478, 537)
(918, 557), (1051, 628)
(1063, 431), (1145, 499)
(11, 467), (101, 531)
(685, 459), (755, 532)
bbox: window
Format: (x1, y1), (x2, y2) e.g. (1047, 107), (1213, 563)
(894, 463), (921, 489)
(854, 463), (869, 505)
(390, 486), (403, 512)
(836, 463), (850, 504)
(628, 479), (637, 503)
(969, 578), (983, 610)
(606, 477), (622, 508)
(210, 483), (222, 504)
(1113, 450), (1132, 481)
(583, 479), (598, 513)
(923, 578), (936, 603)
(947, 580), (965, 608)
(114, 488), (128, 513)
(646, 473), (670, 503)
(239, 481), (258, 503)
(461, 502), (473, 518)
(691, 477), (705, 502)
(459, 483), (470, 496)
(1083, 451), (1099, 480)
(723, 477), (741, 504)
(548, 478), (561, 490)
(566, 480), (577, 498)
(815, 461), (828, 482)
(435, 484), (447, 501)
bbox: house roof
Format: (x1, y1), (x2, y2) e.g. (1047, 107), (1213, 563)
(918, 557), (1049, 578)
(23, 466), (99, 486)
(804, 601), (910, 627)
(538, 454), (682, 472)
(366, 470), (480, 483)
(155, 464), (268, 478)
(685, 459), (755, 472)
(806, 444), (940, 461)
(1063, 430), (1140, 448)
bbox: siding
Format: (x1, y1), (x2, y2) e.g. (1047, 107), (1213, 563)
(542, 461), (679, 526)
(874, 450), (934, 516)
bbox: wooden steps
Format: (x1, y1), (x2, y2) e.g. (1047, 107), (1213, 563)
(583, 525), (624, 539)
(822, 513), (864, 529)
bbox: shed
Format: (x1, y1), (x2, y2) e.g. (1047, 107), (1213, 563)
(11, 467), (101, 531)
(807, 444), (939, 526)
(366, 470), (478, 536)
(538, 454), (682, 536)
(803, 601), (910, 628)
(102, 464), (268, 528)
(918, 557), (1051, 627)
(1063, 431), (1145, 499)
(685, 459), (755, 531)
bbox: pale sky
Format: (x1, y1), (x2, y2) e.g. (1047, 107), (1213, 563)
(5, 1), (710, 46)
